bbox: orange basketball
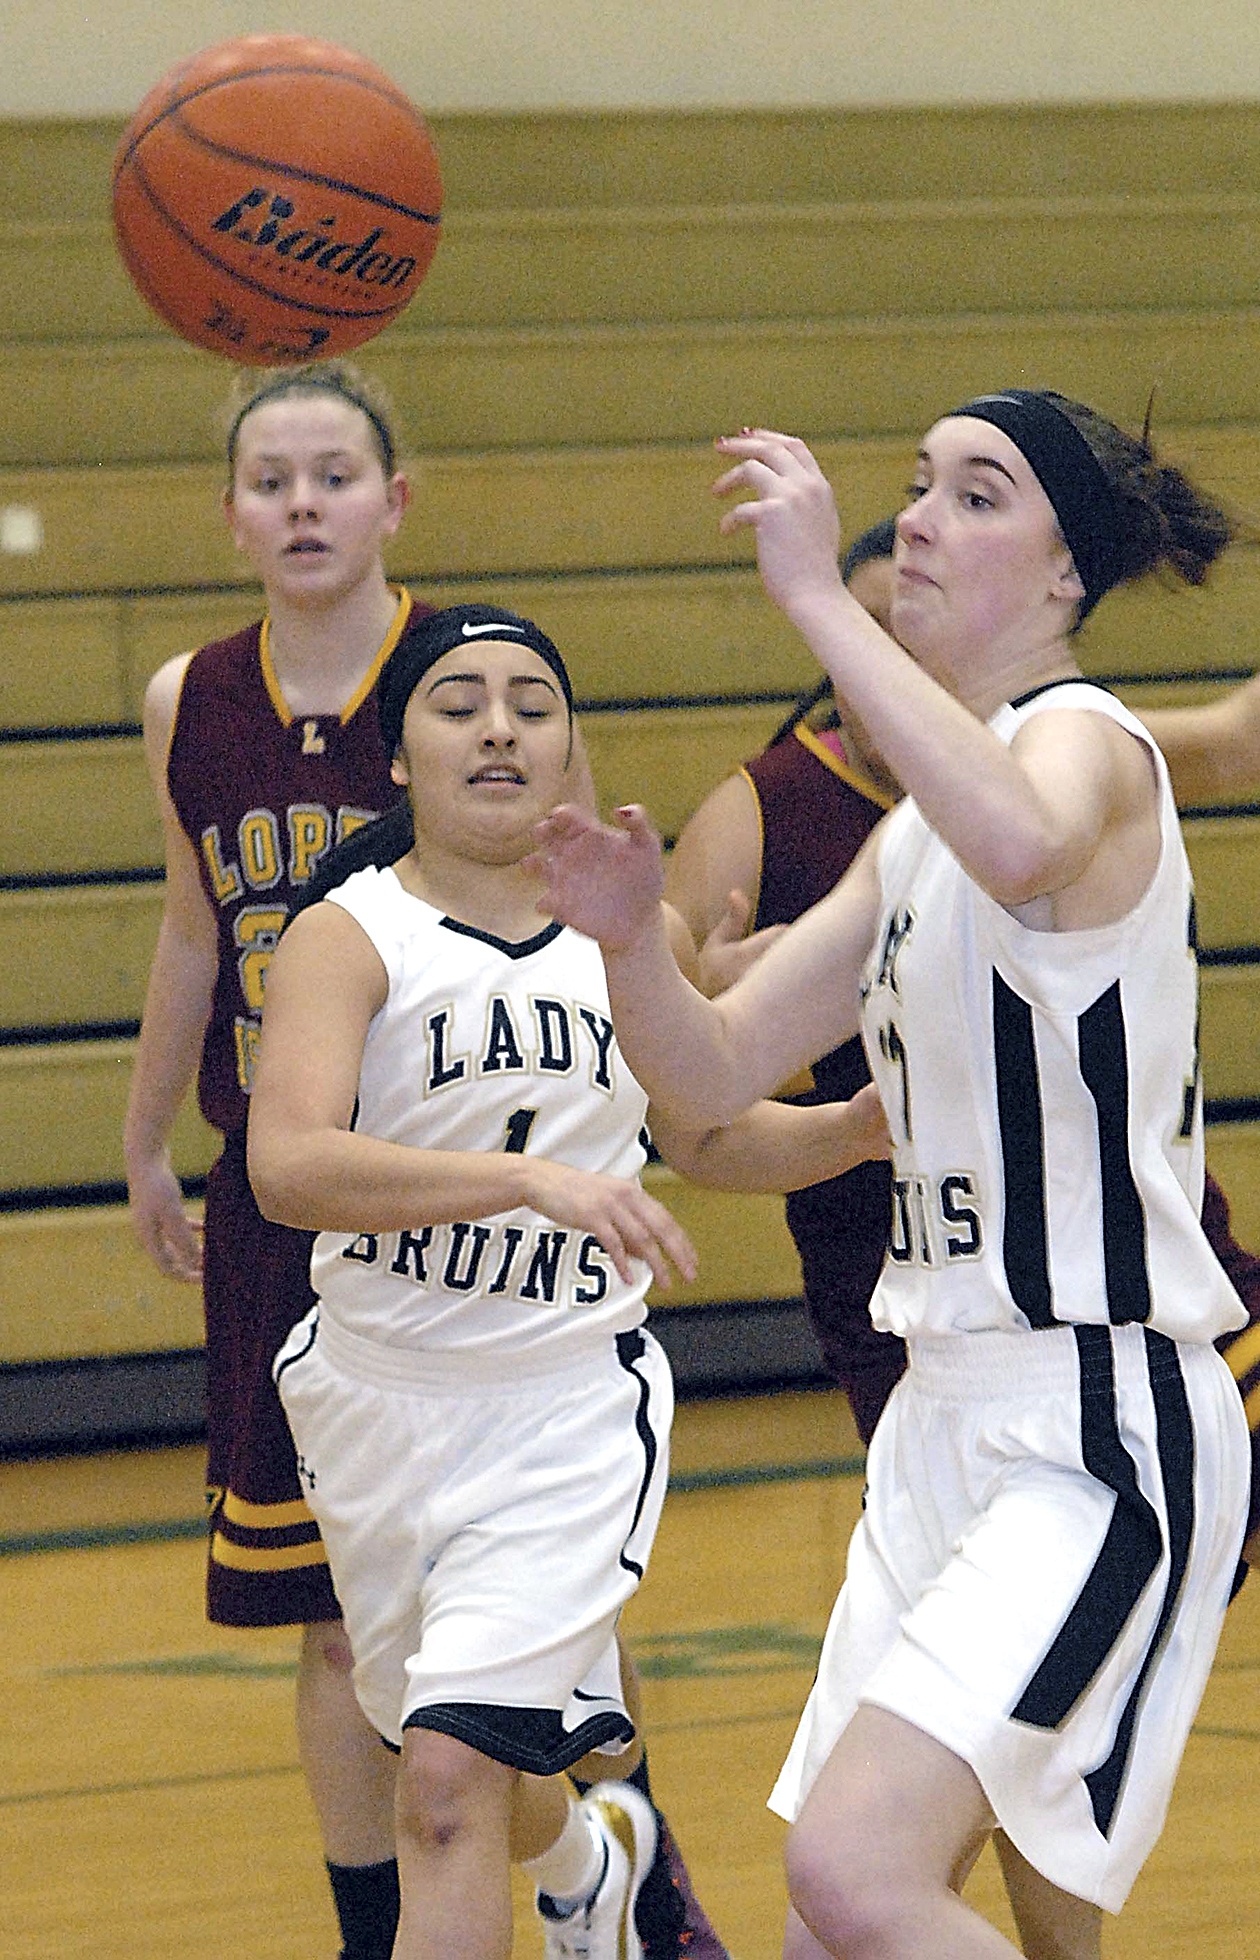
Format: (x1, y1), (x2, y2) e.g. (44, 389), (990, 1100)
(111, 34), (443, 365)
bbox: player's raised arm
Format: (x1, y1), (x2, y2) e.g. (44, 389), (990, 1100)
(533, 800), (880, 1130)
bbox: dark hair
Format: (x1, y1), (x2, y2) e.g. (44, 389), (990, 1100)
(769, 515), (898, 746)
(842, 514), (898, 583)
(223, 359), (400, 485)
(1049, 394), (1233, 592)
(289, 799), (414, 924)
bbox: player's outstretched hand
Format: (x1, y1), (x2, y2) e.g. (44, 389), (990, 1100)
(697, 888), (788, 996)
(530, 803), (665, 951)
(524, 1159), (699, 1291)
(713, 429), (845, 619)
(127, 1156), (204, 1283)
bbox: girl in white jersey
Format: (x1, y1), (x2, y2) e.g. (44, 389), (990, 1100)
(247, 602), (886, 1960)
(532, 394), (1252, 1960)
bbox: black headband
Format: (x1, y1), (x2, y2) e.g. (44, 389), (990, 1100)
(943, 390), (1125, 620)
(378, 603), (573, 756)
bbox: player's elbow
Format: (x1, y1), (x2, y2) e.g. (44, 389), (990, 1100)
(980, 820), (1090, 910)
(246, 1122), (315, 1228)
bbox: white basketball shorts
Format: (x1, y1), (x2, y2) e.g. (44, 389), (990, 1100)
(275, 1307), (673, 1765)
(769, 1321), (1248, 1911)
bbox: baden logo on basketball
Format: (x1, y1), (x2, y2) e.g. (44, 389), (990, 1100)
(211, 189), (422, 293)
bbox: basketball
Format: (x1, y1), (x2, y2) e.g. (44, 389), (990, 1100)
(111, 34), (443, 365)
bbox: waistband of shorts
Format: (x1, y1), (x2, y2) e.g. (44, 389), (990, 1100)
(904, 1322), (1185, 1399)
(311, 1304), (648, 1391)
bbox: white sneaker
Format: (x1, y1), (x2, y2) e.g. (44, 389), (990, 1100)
(535, 1781), (658, 1959)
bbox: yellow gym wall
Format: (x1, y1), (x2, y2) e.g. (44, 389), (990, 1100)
(7, 0), (1260, 117)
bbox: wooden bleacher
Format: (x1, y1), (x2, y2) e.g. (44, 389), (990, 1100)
(3, 102), (1260, 1448)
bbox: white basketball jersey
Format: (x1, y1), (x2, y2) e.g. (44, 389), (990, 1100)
(309, 866), (652, 1361)
(860, 682), (1246, 1344)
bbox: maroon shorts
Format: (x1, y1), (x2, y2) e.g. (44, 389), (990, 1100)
(1204, 1176), (1260, 1551)
(202, 1129), (341, 1627)
(787, 1158), (906, 1446)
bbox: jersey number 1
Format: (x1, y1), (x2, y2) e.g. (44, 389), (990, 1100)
(503, 1107), (538, 1153)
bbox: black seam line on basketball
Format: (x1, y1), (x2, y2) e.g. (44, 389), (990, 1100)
(0, 1459), (866, 1560)
(170, 119), (441, 226)
(114, 64), (432, 178)
(125, 156), (411, 324)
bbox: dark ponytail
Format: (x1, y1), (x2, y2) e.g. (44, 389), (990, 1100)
(1050, 395), (1233, 591)
(288, 799), (413, 925)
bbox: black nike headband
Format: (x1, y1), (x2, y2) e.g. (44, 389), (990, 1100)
(379, 604), (574, 756)
(943, 390), (1126, 620)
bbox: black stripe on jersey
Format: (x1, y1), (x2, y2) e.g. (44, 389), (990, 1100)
(993, 971), (1055, 1328)
(273, 1309), (320, 1384)
(438, 916), (564, 960)
(615, 1328), (660, 1582)
(1008, 679), (1113, 712)
(1084, 1330), (1195, 1835)
(1009, 1326), (1174, 1842)
(1078, 982), (1152, 1326)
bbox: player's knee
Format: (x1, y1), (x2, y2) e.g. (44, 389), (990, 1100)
(394, 1728), (505, 1851)
(785, 1818), (884, 1954)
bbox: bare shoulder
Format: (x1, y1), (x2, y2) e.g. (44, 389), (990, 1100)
(665, 768), (763, 933)
(141, 651), (196, 751)
(271, 899), (389, 1007)
(1014, 699), (1155, 787)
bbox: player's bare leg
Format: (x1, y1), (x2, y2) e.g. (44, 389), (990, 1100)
(785, 1705), (1020, 1956)
(298, 1621), (396, 1864)
(392, 1730), (654, 1960)
(392, 1730), (523, 1959)
(994, 1832), (1102, 1960)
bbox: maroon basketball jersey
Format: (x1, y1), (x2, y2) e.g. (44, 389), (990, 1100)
(743, 722), (900, 1437)
(167, 594), (416, 1136)
(746, 722), (893, 1102)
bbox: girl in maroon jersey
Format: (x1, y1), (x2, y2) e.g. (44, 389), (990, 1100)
(124, 362), (416, 1960)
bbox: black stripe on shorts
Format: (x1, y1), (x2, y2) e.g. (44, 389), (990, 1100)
(1083, 1330), (1194, 1835)
(1010, 1326), (1193, 1835)
(616, 1327), (659, 1582)
(403, 1698), (634, 1776)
